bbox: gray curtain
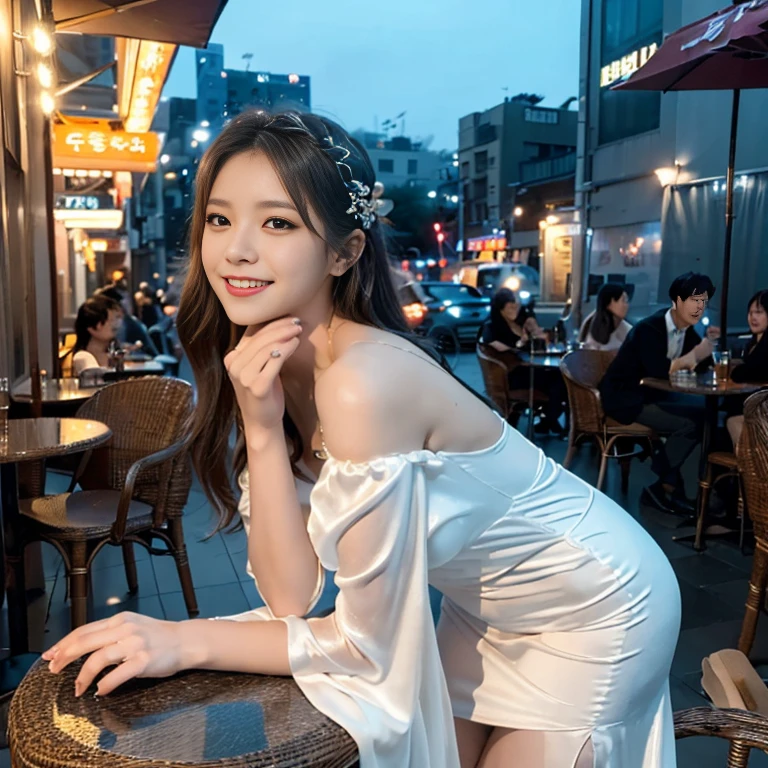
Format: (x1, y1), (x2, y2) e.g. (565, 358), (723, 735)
(661, 173), (768, 331)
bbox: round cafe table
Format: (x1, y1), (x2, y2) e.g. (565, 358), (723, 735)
(9, 658), (358, 768)
(641, 375), (761, 549)
(519, 348), (567, 441)
(0, 418), (112, 655)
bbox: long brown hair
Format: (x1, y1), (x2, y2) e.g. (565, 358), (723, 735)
(177, 110), (483, 528)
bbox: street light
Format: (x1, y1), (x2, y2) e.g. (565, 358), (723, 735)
(427, 190), (437, 199)
(514, 206), (523, 217)
(160, 154), (170, 165)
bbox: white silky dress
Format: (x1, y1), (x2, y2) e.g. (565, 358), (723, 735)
(227, 360), (681, 768)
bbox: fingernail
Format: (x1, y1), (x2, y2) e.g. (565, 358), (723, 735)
(74, 681), (83, 697)
(292, 317), (302, 325)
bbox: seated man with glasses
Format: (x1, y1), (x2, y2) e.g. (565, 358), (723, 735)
(599, 272), (720, 515)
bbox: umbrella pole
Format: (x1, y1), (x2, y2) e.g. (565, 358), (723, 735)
(721, 89), (741, 345)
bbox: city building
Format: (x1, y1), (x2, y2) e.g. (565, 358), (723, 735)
(458, 98), (578, 256)
(353, 131), (449, 190)
(195, 43), (310, 130)
(575, 0), (768, 327)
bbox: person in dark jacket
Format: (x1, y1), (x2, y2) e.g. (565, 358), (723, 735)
(599, 272), (720, 515)
(726, 289), (768, 448)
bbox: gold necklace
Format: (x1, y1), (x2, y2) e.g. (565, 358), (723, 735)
(311, 319), (338, 462)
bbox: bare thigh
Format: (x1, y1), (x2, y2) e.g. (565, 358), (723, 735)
(454, 718), (493, 768)
(477, 727), (594, 768)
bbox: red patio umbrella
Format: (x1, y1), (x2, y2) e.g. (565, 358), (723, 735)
(614, 0), (768, 342)
(53, 0), (229, 48)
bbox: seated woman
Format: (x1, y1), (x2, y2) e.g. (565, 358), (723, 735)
(480, 287), (545, 353)
(480, 288), (565, 433)
(71, 295), (123, 375)
(579, 282), (632, 351)
(726, 289), (768, 448)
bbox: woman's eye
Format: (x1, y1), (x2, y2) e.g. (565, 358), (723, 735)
(205, 213), (230, 227)
(264, 217), (295, 231)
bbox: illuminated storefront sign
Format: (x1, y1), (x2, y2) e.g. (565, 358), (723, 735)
(53, 208), (124, 230)
(117, 39), (177, 134)
(600, 43), (659, 87)
(467, 236), (508, 252)
(53, 124), (161, 172)
(55, 194), (113, 211)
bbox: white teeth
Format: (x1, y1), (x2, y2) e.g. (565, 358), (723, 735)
(227, 279), (271, 289)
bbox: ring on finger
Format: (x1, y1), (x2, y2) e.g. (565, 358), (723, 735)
(270, 349), (281, 358)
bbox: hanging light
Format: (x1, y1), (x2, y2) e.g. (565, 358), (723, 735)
(40, 91), (55, 115)
(37, 63), (53, 88)
(31, 26), (53, 55)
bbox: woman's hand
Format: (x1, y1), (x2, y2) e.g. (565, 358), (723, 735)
(224, 316), (303, 433)
(42, 612), (189, 697)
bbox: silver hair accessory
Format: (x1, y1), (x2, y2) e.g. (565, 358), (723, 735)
(274, 113), (377, 230)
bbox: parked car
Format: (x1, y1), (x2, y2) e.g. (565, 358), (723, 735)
(418, 281), (491, 346)
(393, 269), (429, 330)
(446, 261), (541, 302)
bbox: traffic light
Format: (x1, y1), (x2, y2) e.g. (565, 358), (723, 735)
(433, 222), (442, 234)
(437, 232), (445, 243)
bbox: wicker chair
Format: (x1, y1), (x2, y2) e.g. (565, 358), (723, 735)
(736, 390), (768, 657)
(15, 377), (199, 629)
(674, 648), (768, 767)
(559, 349), (656, 493)
(476, 343), (547, 426)
(694, 442), (747, 552)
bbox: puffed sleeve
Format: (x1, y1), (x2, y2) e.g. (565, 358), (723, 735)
(234, 468), (325, 619)
(280, 455), (459, 768)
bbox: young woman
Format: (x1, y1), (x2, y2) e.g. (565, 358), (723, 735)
(726, 289), (768, 448)
(71, 295), (123, 375)
(579, 283), (632, 351)
(481, 287), (544, 352)
(480, 289), (566, 434)
(45, 111), (681, 768)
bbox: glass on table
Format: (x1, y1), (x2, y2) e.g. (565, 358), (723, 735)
(712, 350), (731, 382)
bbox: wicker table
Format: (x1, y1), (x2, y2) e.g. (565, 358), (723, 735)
(9, 659), (358, 768)
(641, 376), (761, 549)
(0, 418), (112, 654)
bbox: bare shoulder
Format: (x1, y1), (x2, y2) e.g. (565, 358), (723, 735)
(315, 329), (432, 462)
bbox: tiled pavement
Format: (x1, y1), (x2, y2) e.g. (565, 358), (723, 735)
(3, 352), (767, 766)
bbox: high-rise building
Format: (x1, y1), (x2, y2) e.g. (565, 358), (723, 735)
(195, 45), (310, 129)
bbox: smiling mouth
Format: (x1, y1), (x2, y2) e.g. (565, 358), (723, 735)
(225, 278), (272, 288)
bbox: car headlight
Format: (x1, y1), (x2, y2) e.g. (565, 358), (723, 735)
(504, 276), (521, 291)
(447, 306), (462, 319)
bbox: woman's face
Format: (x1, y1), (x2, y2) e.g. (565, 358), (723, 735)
(89, 309), (121, 342)
(748, 300), (768, 336)
(607, 292), (630, 321)
(201, 151), (334, 328)
(500, 301), (520, 324)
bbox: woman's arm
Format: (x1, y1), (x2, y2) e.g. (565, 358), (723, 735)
(243, 427), (320, 618)
(489, 339), (513, 352)
(224, 318), (320, 619)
